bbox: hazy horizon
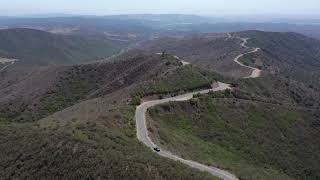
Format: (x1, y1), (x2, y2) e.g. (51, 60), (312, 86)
(1, 0), (320, 17)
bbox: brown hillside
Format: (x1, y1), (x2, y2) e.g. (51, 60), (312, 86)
(0, 51), (178, 122)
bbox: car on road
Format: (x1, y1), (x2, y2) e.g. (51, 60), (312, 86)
(153, 147), (161, 152)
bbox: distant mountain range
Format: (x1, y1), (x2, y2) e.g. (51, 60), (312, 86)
(1, 14), (320, 39)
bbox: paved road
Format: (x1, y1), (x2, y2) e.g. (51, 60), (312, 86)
(135, 82), (238, 180)
(135, 36), (261, 180)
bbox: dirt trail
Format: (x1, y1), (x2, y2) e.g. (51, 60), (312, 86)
(234, 37), (261, 78)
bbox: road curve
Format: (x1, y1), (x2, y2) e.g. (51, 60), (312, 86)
(135, 82), (238, 180)
(135, 35), (261, 180)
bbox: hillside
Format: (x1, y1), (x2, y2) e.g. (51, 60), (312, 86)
(0, 51), (179, 122)
(0, 50), (225, 123)
(140, 30), (320, 108)
(234, 31), (320, 108)
(0, 50), (227, 179)
(148, 92), (320, 179)
(0, 101), (215, 179)
(0, 28), (128, 66)
(145, 31), (320, 180)
(139, 33), (253, 78)
(237, 31), (320, 86)
(140, 30), (320, 80)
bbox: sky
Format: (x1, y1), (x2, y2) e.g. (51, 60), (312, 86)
(0, 0), (320, 16)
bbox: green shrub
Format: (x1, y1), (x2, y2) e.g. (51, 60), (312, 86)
(130, 96), (141, 105)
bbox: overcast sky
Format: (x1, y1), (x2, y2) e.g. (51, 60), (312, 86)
(1, 0), (320, 16)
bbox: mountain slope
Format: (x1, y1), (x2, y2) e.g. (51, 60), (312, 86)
(0, 51), (224, 179)
(139, 33), (252, 78)
(149, 92), (320, 179)
(234, 31), (320, 108)
(237, 31), (320, 85)
(0, 28), (128, 65)
(0, 105), (215, 180)
(0, 51), (175, 122)
(145, 31), (320, 180)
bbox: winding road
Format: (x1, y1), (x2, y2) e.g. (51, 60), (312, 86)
(135, 34), (261, 180)
(234, 37), (261, 78)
